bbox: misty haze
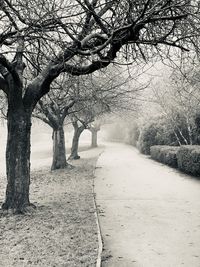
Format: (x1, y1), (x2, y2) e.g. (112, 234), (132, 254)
(0, 1), (200, 267)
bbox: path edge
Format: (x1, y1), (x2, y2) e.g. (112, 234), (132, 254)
(93, 151), (104, 267)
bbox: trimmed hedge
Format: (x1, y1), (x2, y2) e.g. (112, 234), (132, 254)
(137, 120), (179, 155)
(177, 146), (200, 176)
(150, 145), (200, 176)
(150, 146), (179, 168)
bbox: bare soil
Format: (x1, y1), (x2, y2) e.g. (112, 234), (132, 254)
(0, 148), (102, 267)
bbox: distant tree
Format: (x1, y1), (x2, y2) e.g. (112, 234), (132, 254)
(125, 122), (140, 146)
(69, 67), (142, 159)
(89, 120), (101, 148)
(69, 99), (108, 159)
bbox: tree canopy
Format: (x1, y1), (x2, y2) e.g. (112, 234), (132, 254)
(0, 0), (199, 108)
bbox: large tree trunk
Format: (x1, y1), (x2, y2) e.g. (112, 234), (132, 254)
(69, 127), (84, 160)
(2, 108), (32, 213)
(91, 129), (98, 148)
(51, 126), (67, 170)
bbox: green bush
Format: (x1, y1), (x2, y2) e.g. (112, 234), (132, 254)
(150, 145), (179, 168)
(177, 146), (200, 176)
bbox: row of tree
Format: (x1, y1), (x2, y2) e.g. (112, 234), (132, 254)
(34, 67), (137, 169)
(0, 0), (199, 212)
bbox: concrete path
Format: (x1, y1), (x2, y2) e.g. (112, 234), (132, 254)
(94, 142), (200, 267)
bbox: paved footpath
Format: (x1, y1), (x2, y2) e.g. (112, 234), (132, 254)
(94, 142), (200, 267)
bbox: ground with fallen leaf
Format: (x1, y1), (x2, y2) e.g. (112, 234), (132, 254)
(0, 147), (103, 267)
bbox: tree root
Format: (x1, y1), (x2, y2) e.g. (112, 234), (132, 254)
(68, 155), (80, 160)
(1, 202), (37, 215)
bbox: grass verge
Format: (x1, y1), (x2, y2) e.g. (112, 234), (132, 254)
(0, 148), (103, 267)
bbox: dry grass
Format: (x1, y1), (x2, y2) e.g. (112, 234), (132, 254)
(0, 149), (103, 267)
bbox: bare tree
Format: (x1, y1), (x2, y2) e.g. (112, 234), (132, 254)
(89, 120), (101, 148)
(33, 75), (80, 170)
(69, 99), (107, 159)
(35, 66), (140, 163)
(0, 0), (198, 212)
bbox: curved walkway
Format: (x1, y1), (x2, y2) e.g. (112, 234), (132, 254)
(94, 142), (200, 267)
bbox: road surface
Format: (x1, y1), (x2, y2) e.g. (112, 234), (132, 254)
(94, 142), (200, 267)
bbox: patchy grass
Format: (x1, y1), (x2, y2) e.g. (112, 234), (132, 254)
(0, 148), (103, 267)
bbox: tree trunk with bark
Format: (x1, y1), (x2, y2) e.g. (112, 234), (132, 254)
(2, 107), (32, 213)
(91, 129), (98, 148)
(69, 123), (84, 160)
(51, 126), (67, 170)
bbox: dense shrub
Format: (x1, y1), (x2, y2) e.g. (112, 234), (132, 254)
(137, 119), (178, 155)
(137, 123), (158, 154)
(150, 146), (179, 168)
(177, 146), (200, 176)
